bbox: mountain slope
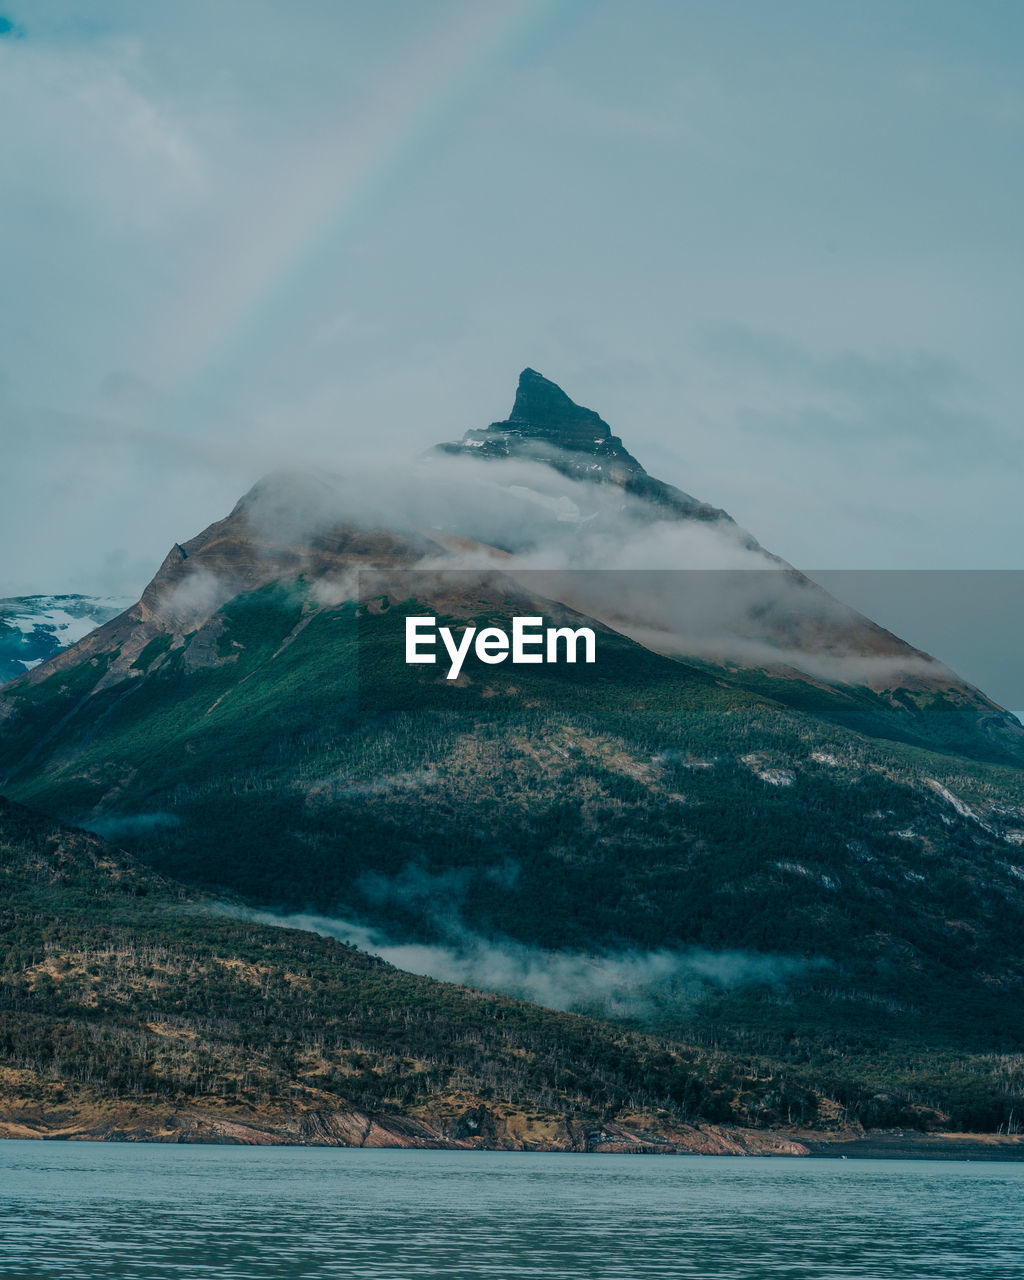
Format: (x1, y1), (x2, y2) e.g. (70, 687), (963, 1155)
(2, 575), (1024, 1049)
(0, 794), (822, 1150)
(3, 796), (1023, 1144)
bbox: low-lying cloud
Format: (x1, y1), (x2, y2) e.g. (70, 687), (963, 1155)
(76, 445), (1012, 704)
(217, 902), (822, 1019)
(85, 811), (181, 839)
(231, 453), (962, 692)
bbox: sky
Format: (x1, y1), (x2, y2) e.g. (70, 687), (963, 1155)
(1, 0), (1023, 599)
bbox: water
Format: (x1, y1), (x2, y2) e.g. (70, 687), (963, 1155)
(1, 1143), (1022, 1279)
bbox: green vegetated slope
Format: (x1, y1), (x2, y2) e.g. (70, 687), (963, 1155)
(0, 793), (737, 1144)
(2, 582), (1024, 1069)
(2, 796), (1022, 1142)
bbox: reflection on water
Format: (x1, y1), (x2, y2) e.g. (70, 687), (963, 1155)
(1, 1143), (1023, 1279)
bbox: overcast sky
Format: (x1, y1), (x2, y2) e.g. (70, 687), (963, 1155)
(1, 0), (1022, 597)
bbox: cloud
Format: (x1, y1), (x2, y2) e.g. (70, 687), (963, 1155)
(358, 859), (519, 908)
(85, 811), (180, 839)
(0, 401), (257, 597)
(155, 566), (230, 627)
(210, 847), (822, 1020)
(95, 371), (163, 423)
(238, 451), (766, 572)
(3, 422), (996, 699)
(0, 33), (205, 229)
(217, 902), (822, 1019)
(228, 452), (959, 692)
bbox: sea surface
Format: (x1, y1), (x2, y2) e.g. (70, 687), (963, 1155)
(1, 1142), (1022, 1279)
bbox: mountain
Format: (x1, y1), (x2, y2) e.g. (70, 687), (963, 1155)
(0, 594), (132, 683)
(2, 371), (1024, 1092)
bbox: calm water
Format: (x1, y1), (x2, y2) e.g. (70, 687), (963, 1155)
(1, 1143), (1022, 1279)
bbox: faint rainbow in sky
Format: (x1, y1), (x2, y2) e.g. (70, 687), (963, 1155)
(149, 0), (573, 390)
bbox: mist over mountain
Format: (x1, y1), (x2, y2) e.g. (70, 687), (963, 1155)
(2, 794), (831, 1149)
(2, 370), (1023, 1089)
(10, 371), (1019, 738)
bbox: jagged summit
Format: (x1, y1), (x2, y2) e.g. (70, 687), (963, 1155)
(440, 368), (644, 470)
(505, 368), (619, 451)
(436, 369), (728, 522)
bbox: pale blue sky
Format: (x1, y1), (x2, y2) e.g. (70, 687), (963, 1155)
(1, 0), (1022, 596)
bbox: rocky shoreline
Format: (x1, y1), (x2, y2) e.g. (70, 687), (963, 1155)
(0, 1098), (803, 1154)
(3, 1096), (1023, 1159)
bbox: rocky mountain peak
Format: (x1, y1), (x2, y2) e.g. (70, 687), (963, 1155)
(468, 368), (640, 464)
(435, 369), (639, 466)
(435, 369), (726, 522)
(505, 368), (615, 451)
